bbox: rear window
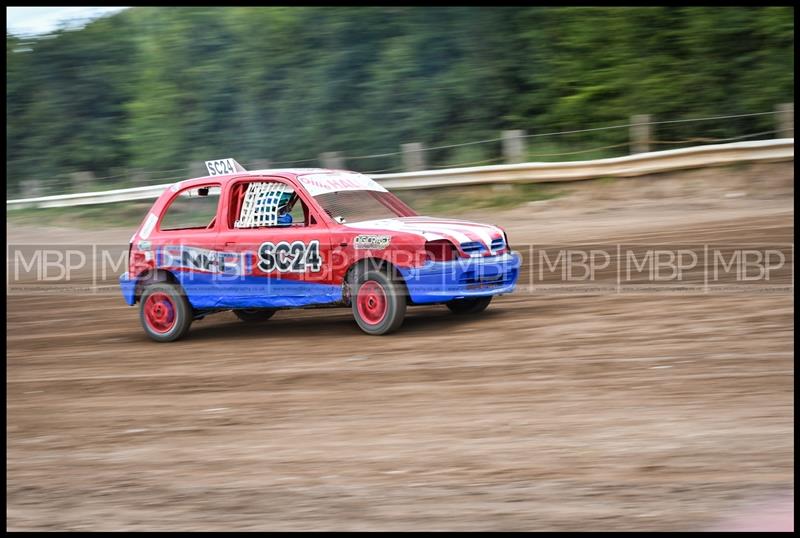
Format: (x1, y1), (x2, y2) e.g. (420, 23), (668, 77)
(160, 185), (220, 231)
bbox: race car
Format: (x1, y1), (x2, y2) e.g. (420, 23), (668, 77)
(119, 158), (521, 341)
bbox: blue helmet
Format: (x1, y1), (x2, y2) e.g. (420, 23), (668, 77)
(257, 191), (293, 210)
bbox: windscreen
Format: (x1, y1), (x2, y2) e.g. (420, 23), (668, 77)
(314, 190), (417, 223)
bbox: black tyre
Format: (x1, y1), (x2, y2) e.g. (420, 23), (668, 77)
(446, 296), (492, 315)
(139, 282), (193, 342)
(351, 269), (407, 335)
(233, 308), (277, 322)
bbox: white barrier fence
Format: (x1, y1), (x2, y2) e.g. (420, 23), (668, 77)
(7, 139), (794, 209)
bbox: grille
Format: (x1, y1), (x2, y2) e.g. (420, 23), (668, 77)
(460, 241), (486, 255)
(490, 237), (505, 252)
(459, 267), (518, 289)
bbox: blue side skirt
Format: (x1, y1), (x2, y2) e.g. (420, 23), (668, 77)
(119, 271), (342, 309)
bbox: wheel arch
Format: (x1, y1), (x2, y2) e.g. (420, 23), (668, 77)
(342, 257), (407, 305)
(133, 268), (182, 304)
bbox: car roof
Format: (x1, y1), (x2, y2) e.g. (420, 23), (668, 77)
(180, 168), (346, 186)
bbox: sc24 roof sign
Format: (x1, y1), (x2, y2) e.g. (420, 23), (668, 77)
(205, 158), (246, 176)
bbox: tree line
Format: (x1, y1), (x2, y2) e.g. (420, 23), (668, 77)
(6, 6), (794, 195)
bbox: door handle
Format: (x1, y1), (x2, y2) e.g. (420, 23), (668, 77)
(339, 242), (347, 247)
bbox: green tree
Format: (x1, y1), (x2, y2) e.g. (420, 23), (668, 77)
(6, 6), (794, 196)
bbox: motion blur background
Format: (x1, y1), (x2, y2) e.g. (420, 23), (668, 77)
(6, 6), (794, 532)
(6, 6), (795, 197)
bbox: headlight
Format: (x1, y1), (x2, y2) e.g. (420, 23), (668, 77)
(425, 239), (456, 262)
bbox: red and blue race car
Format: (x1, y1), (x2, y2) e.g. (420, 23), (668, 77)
(119, 159), (521, 341)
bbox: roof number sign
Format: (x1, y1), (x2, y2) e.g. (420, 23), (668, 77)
(205, 158), (245, 176)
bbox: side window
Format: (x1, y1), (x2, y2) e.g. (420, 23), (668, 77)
(228, 181), (311, 229)
(160, 185), (221, 231)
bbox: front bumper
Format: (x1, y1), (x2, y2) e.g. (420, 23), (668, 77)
(119, 272), (136, 306)
(398, 251), (521, 304)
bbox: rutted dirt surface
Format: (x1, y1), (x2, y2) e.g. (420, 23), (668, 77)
(6, 163), (794, 531)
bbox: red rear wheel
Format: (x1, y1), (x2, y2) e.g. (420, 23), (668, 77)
(143, 292), (177, 334)
(139, 282), (193, 342)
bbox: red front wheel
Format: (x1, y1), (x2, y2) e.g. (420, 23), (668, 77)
(139, 282), (193, 342)
(351, 269), (406, 335)
(357, 280), (388, 325)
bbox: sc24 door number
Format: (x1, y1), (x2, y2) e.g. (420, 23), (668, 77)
(257, 240), (323, 273)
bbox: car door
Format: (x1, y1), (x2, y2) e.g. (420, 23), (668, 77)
(212, 177), (337, 308)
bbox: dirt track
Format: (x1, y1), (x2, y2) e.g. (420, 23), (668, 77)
(6, 163), (794, 531)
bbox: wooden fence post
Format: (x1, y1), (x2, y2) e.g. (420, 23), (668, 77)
(21, 179), (44, 197)
(402, 143), (426, 172)
(250, 159), (272, 170)
(320, 152), (344, 169)
(630, 114), (652, 154)
(776, 103), (794, 138)
(190, 161), (207, 178)
(502, 130), (527, 164)
(70, 171), (96, 193)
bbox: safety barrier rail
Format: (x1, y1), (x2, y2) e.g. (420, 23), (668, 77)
(7, 139), (793, 209)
